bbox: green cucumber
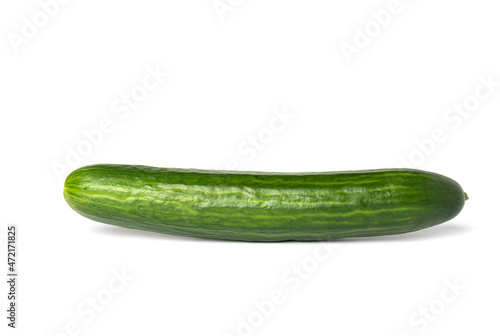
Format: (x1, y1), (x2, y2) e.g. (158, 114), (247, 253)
(63, 164), (467, 241)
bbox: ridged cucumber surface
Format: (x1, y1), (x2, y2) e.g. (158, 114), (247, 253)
(63, 164), (467, 241)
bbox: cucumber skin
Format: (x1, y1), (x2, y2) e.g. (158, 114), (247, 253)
(63, 164), (466, 241)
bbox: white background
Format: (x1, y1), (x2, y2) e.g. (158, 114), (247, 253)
(1, 0), (499, 335)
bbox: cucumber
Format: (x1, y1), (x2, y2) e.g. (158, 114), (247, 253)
(63, 164), (467, 241)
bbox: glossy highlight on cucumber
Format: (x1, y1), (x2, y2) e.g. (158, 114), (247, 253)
(64, 164), (467, 241)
